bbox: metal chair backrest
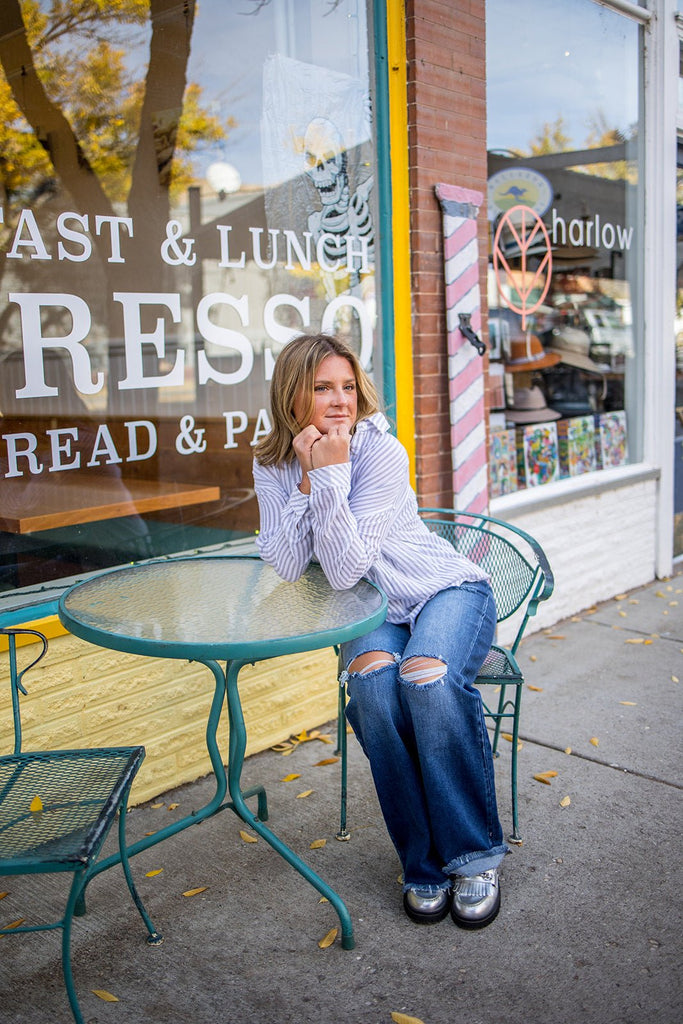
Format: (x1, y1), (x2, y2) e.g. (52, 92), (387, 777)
(419, 508), (554, 654)
(1, 627), (48, 756)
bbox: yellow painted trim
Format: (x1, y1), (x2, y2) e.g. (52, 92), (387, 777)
(0, 615), (68, 650)
(386, 0), (415, 485)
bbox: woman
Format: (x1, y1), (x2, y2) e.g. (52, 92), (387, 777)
(253, 333), (507, 928)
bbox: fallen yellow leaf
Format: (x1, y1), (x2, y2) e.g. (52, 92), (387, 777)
(391, 1013), (426, 1024)
(673, 676), (680, 683)
(618, 611), (627, 617)
(280, 773), (301, 782)
(318, 927), (338, 949)
(316, 734), (334, 744)
(533, 774), (553, 785)
(182, 887), (208, 897)
(29, 796), (43, 813)
(239, 830), (258, 843)
(167, 803), (179, 811)
(151, 802), (164, 809)
(314, 757), (339, 766)
(310, 839), (327, 849)
(1, 919), (25, 933)
(560, 795), (571, 808)
(271, 742), (292, 752)
(615, 593), (628, 601)
(590, 737), (599, 747)
(0, 893), (8, 900)
(620, 701), (637, 706)
(625, 638), (645, 644)
(545, 634), (566, 640)
(655, 590), (666, 598)
(92, 990), (119, 1003)
(644, 639), (653, 645)
(529, 654), (537, 662)
(564, 747), (572, 754)
(527, 684), (543, 691)
(145, 869), (163, 877)
(296, 789), (314, 799)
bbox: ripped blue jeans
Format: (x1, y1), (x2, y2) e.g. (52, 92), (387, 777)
(340, 581), (507, 892)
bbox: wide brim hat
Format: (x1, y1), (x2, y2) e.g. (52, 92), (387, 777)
(505, 334), (561, 373)
(546, 326), (610, 375)
(506, 385), (562, 424)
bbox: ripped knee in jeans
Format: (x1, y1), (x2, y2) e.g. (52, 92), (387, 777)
(399, 656), (447, 685)
(348, 650), (397, 676)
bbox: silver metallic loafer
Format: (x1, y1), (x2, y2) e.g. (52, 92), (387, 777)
(450, 869), (501, 929)
(403, 886), (451, 924)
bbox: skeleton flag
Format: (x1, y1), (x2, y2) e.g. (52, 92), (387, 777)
(260, 54), (375, 301)
(435, 183), (489, 514)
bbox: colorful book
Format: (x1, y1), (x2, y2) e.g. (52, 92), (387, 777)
(489, 428), (518, 497)
(518, 423), (560, 487)
(557, 416), (598, 477)
(596, 411), (628, 468)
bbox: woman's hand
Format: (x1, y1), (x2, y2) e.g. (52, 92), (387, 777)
(311, 424), (351, 468)
(293, 423), (350, 494)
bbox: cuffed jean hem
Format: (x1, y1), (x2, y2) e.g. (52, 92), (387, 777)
(443, 844), (508, 878)
(402, 880), (452, 895)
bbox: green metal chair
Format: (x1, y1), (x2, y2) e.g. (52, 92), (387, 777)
(0, 627), (162, 1024)
(335, 508), (554, 844)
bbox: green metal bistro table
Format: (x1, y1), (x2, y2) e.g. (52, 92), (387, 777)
(58, 554), (387, 950)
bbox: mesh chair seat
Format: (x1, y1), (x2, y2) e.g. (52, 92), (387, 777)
(0, 747), (144, 868)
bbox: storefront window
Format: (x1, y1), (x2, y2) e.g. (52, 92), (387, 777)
(0, 0), (379, 595)
(486, 0), (643, 496)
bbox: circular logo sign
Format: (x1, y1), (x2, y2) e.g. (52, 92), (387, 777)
(487, 167), (553, 221)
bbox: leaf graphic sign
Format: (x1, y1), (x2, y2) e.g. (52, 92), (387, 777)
(493, 205), (553, 330)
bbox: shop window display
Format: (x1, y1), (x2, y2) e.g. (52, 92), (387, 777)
(486, 0), (642, 496)
(0, 1), (379, 595)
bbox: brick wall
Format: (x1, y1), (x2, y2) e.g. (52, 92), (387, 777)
(406, 0), (489, 507)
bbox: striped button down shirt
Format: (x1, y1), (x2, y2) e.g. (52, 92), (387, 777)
(252, 413), (488, 628)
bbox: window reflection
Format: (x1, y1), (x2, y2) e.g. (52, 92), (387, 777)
(486, 0), (642, 495)
(0, 0), (378, 592)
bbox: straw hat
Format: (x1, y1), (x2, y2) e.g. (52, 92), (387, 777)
(505, 385), (562, 424)
(546, 326), (610, 374)
(505, 334), (561, 373)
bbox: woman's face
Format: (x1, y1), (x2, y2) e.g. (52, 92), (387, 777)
(293, 354), (358, 434)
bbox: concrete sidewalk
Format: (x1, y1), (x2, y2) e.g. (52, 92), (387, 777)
(1, 571), (681, 1024)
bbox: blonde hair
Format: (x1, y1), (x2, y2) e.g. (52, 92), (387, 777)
(254, 333), (380, 466)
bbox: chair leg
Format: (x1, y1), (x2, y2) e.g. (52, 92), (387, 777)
(509, 684), (523, 845)
(118, 792), (163, 945)
(62, 873), (88, 1024)
(491, 683), (508, 756)
(336, 676), (350, 841)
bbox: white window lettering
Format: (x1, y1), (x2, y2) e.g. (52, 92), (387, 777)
(321, 295), (373, 367)
(3, 433), (43, 477)
(263, 294), (310, 379)
(216, 225), (246, 268)
(125, 420), (157, 462)
(6, 209), (51, 260)
(47, 428), (80, 471)
(251, 408), (272, 445)
(222, 411), (248, 449)
(87, 424), (122, 466)
(114, 292), (184, 390)
(9, 292), (103, 398)
(57, 213), (92, 262)
(95, 215), (133, 263)
(249, 227), (279, 270)
(196, 293), (253, 385)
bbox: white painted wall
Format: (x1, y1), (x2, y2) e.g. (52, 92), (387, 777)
(491, 467), (659, 637)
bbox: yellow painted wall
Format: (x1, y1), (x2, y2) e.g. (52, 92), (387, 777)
(0, 628), (339, 806)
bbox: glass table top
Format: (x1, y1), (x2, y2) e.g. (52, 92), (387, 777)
(59, 556), (387, 661)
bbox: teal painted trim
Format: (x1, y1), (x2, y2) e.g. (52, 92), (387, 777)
(0, 600), (59, 628)
(372, 0), (397, 428)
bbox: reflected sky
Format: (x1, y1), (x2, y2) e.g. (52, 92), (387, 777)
(487, 0), (640, 155)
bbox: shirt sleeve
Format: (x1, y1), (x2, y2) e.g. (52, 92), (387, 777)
(307, 432), (409, 589)
(252, 459), (314, 581)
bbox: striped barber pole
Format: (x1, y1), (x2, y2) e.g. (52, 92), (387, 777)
(435, 183), (488, 514)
